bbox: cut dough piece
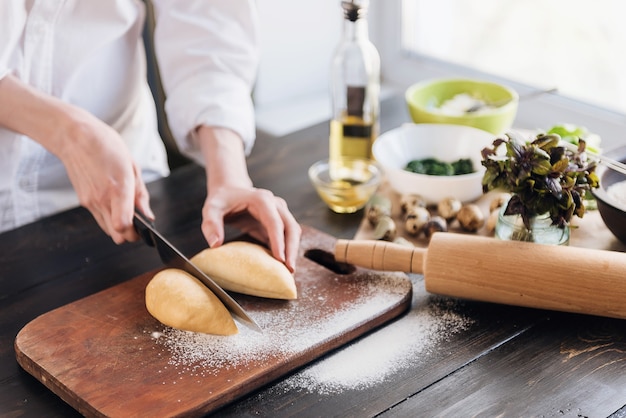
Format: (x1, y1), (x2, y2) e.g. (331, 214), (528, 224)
(191, 241), (297, 300)
(145, 268), (238, 335)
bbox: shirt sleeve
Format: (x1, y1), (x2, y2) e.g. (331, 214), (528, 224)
(0, 3), (26, 82)
(151, 0), (260, 160)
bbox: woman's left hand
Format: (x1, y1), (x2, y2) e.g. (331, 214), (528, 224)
(201, 185), (301, 273)
(194, 125), (301, 273)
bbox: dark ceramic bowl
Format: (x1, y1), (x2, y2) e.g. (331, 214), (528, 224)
(591, 145), (626, 244)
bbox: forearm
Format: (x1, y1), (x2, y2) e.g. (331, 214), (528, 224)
(195, 125), (253, 193)
(0, 74), (86, 158)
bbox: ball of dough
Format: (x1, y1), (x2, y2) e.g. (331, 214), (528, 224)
(145, 268), (238, 335)
(191, 241), (297, 300)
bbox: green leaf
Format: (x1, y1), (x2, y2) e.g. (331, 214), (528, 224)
(532, 133), (560, 151)
(479, 130), (600, 227)
(547, 124), (602, 154)
(531, 159), (552, 176)
(551, 158), (569, 173)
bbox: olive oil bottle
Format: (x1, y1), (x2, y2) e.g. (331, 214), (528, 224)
(329, 114), (376, 161)
(329, 0), (380, 165)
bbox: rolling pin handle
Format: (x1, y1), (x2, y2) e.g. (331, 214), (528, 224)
(334, 239), (426, 274)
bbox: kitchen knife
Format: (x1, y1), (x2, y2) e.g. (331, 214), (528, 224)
(133, 211), (262, 332)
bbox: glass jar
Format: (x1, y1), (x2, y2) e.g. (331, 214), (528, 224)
(494, 205), (570, 246)
(329, 0), (380, 165)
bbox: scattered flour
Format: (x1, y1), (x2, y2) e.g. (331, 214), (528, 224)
(148, 273), (474, 394)
(148, 273), (410, 377)
(280, 284), (473, 394)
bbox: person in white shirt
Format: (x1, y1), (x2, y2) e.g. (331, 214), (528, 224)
(0, 0), (301, 272)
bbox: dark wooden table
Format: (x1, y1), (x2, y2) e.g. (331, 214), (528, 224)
(2, 96), (626, 417)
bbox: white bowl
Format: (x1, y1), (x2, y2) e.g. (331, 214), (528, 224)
(372, 123), (495, 204)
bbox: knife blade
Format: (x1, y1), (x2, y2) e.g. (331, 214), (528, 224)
(133, 211), (262, 332)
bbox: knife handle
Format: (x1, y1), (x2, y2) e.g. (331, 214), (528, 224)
(334, 239), (426, 274)
(133, 210), (155, 247)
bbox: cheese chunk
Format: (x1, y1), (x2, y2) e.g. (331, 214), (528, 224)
(191, 241), (298, 300)
(145, 268), (238, 335)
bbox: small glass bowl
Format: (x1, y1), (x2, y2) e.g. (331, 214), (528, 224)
(308, 157), (383, 214)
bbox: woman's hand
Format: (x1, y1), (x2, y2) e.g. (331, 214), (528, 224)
(57, 115), (153, 244)
(0, 75), (153, 243)
(195, 125), (302, 273)
(202, 184), (301, 273)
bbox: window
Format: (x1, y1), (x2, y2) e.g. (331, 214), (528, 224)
(373, 0), (626, 151)
(401, 0), (626, 114)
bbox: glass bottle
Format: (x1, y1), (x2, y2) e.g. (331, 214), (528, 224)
(329, 0), (380, 165)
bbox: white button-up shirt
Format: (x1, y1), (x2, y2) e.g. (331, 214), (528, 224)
(0, 0), (260, 233)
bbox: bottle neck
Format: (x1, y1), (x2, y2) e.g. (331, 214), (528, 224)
(343, 16), (369, 41)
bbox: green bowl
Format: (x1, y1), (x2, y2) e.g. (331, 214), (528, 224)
(405, 78), (518, 134)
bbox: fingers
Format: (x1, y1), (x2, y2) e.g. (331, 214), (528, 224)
(84, 165), (150, 245)
(267, 196), (302, 273)
(202, 199), (227, 248)
(280, 201), (302, 273)
(202, 187), (302, 273)
(88, 206), (116, 243)
(105, 179), (137, 244)
(133, 162), (154, 220)
(249, 189), (288, 265)
(84, 198), (130, 245)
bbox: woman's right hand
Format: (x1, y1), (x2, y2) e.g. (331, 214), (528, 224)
(0, 74), (153, 243)
(56, 114), (153, 243)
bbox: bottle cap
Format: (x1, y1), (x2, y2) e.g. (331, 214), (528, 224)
(341, 1), (368, 22)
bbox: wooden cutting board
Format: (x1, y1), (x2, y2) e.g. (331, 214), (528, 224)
(14, 225), (412, 417)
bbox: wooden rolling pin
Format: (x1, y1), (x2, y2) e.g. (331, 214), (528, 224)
(335, 233), (626, 320)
